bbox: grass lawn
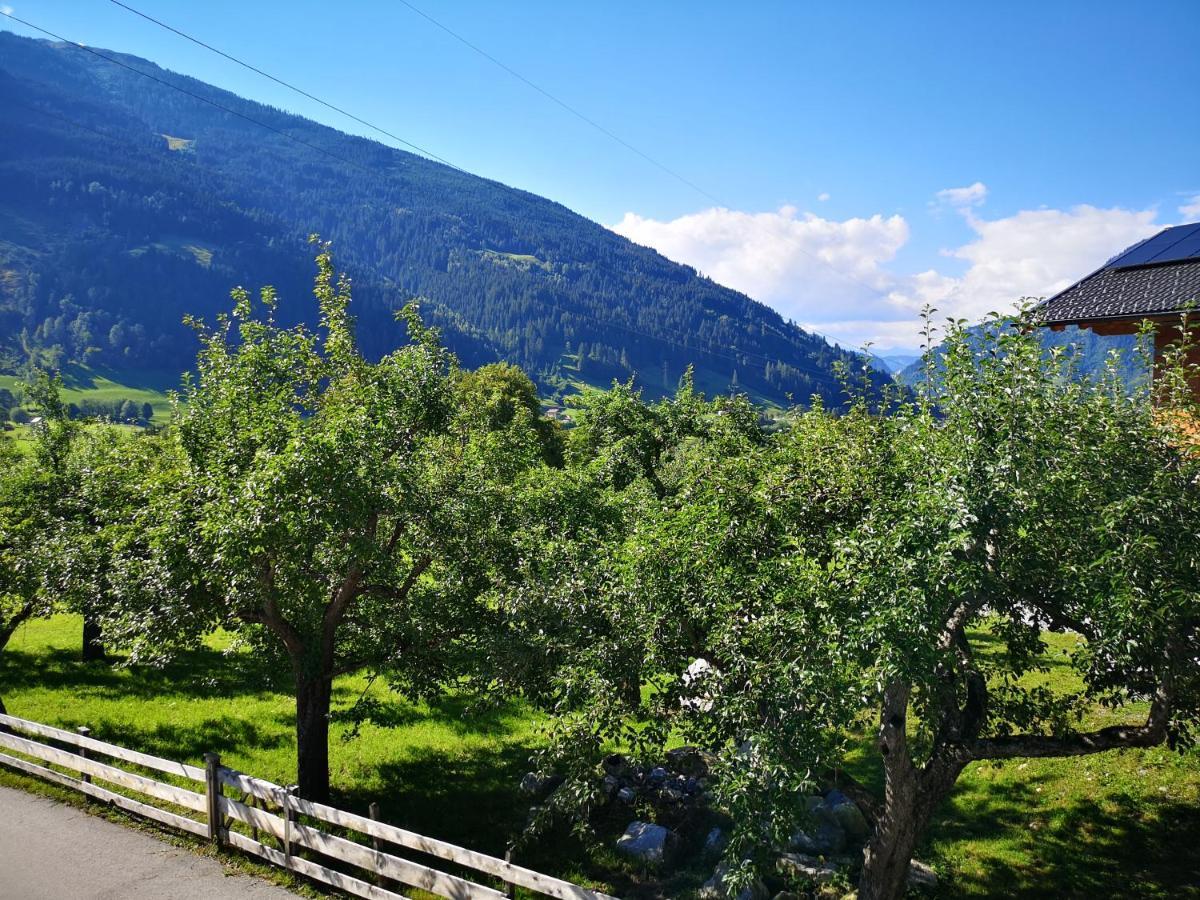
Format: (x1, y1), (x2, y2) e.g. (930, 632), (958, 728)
(1, 618), (1197, 898)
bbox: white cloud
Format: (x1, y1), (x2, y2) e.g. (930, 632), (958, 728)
(609, 197), (1165, 353)
(611, 205), (908, 334)
(934, 181), (988, 210)
(1180, 193), (1200, 219)
(1, 6), (15, 16)
(817, 192), (831, 202)
(932, 205), (1160, 322)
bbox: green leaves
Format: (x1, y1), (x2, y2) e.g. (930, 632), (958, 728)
(525, 307), (1200, 878)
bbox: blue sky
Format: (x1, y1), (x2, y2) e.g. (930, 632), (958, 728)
(3, 1), (1199, 352)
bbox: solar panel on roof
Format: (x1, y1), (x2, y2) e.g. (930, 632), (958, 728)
(1110, 223), (1200, 269)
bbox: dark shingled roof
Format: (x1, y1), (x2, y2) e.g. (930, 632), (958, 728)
(1040, 223), (1200, 326)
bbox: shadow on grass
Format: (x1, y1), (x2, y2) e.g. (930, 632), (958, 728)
(929, 771), (1200, 899)
(0, 642), (291, 702)
(332, 741), (658, 899)
(330, 693), (539, 735)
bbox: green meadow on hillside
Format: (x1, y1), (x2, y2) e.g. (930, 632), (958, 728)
(1, 365), (176, 453)
(0, 364), (176, 421)
(2, 617), (1196, 898)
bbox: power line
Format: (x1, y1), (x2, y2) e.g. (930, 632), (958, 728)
(1, 10), (383, 180)
(106, 0), (460, 171)
(0, 10), (853, 384)
(393, 0), (717, 204)
(393, 0), (894, 313)
(99, 2), (878, 351)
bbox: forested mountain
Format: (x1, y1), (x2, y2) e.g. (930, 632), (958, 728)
(0, 31), (884, 405)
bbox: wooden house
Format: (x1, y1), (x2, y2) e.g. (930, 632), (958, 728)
(1040, 223), (1200, 384)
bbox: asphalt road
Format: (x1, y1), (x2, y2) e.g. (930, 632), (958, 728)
(0, 785), (300, 899)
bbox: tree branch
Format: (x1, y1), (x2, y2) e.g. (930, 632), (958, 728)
(967, 671), (1173, 761)
(259, 594), (305, 658)
(359, 554), (433, 604)
(0, 601), (36, 653)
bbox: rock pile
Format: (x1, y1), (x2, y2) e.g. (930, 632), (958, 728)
(597, 747), (716, 814)
(518, 753), (938, 896)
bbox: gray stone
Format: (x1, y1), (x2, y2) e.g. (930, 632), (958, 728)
(823, 790), (871, 841)
(648, 766), (669, 785)
(907, 860), (938, 889)
(519, 772), (563, 798)
(602, 753), (628, 777)
(617, 786), (637, 804)
(777, 853), (842, 884)
(702, 826), (729, 859)
(615, 820), (675, 867)
(666, 745), (717, 777)
(602, 774), (620, 796)
(789, 818), (847, 855)
(699, 863), (769, 900)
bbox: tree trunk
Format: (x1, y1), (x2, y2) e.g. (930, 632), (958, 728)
(295, 672), (333, 803)
(858, 789), (927, 900)
(82, 614), (105, 662)
(859, 756), (963, 900)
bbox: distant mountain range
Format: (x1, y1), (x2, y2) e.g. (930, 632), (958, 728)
(866, 353), (920, 375)
(0, 31), (888, 406)
(894, 324), (1149, 387)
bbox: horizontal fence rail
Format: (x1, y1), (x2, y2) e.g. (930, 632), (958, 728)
(0, 713), (618, 900)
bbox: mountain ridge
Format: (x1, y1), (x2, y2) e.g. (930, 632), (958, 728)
(0, 30), (886, 405)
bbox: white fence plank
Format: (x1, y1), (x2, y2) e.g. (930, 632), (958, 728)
(227, 830), (411, 900)
(219, 767), (618, 900)
(0, 714), (618, 900)
(219, 795), (507, 900)
(0, 749), (209, 839)
(0, 714), (205, 782)
(0, 730), (206, 813)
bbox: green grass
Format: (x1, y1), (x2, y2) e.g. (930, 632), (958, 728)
(1, 364), (177, 435)
(918, 630), (1200, 898)
(1, 619), (1197, 898)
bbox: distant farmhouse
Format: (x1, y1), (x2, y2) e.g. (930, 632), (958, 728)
(1040, 223), (1200, 387)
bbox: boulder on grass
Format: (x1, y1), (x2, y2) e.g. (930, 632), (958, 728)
(777, 853), (842, 884)
(789, 818), (847, 855)
(823, 789), (870, 841)
(615, 820), (676, 867)
(518, 772), (564, 799)
(702, 826), (729, 859)
(907, 860), (938, 889)
(666, 744), (718, 777)
(698, 863), (769, 900)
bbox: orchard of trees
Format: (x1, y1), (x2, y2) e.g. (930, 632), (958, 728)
(2, 248), (1198, 900)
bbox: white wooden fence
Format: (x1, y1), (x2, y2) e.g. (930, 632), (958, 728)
(0, 713), (617, 900)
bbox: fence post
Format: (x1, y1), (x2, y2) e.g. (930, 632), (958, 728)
(503, 845), (517, 899)
(76, 726), (91, 787)
(281, 785), (297, 860)
(246, 793), (259, 844)
(369, 801), (385, 888)
(204, 752), (224, 848)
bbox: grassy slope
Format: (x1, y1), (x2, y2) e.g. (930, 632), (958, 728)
(1, 618), (1197, 897)
(1, 365), (176, 452)
(0, 364), (177, 422)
